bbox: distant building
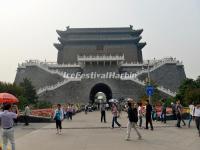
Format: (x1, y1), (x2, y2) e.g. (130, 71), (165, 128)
(15, 26), (186, 104)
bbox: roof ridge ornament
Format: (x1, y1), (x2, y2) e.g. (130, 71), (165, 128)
(66, 26), (70, 30)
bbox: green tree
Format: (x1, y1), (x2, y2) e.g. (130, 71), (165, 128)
(176, 77), (200, 106)
(19, 78), (38, 104)
(18, 95), (29, 110)
(0, 82), (24, 98)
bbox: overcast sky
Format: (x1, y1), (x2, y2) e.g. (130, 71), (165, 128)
(0, 0), (199, 83)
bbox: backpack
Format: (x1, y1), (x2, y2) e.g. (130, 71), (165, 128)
(54, 110), (61, 120)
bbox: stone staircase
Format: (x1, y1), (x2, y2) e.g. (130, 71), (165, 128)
(18, 60), (80, 78)
(37, 78), (81, 95)
(135, 57), (182, 77)
(120, 76), (176, 97)
(18, 60), (82, 95)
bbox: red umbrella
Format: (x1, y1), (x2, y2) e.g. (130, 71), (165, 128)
(0, 93), (19, 103)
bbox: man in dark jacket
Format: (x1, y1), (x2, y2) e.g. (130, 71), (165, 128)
(145, 100), (154, 130)
(126, 101), (142, 140)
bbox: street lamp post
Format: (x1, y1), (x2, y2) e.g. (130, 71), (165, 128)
(147, 60), (151, 104)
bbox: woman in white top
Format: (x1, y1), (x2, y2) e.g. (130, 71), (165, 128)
(194, 103), (200, 137)
(138, 103), (143, 128)
(188, 102), (194, 128)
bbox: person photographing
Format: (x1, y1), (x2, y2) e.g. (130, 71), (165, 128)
(0, 103), (19, 150)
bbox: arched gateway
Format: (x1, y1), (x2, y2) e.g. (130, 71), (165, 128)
(89, 83), (112, 104)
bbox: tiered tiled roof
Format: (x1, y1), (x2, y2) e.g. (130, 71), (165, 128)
(54, 26), (146, 50)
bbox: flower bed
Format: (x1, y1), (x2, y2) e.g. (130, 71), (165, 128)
(31, 108), (54, 117)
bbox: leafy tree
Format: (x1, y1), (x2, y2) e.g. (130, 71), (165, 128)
(18, 95), (29, 110)
(176, 77), (200, 106)
(19, 78), (38, 104)
(0, 82), (24, 98)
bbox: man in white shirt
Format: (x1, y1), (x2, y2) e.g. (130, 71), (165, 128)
(0, 104), (19, 150)
(194, 103), (200, 137)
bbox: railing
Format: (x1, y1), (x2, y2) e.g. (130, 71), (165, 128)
(134, 57), (183, 76)
(120, 76), (176, 97)
(77, 54), (125, 61)
(37, 77), (81, 95)
(121, 57), (182, 67)
(18, 60), (80, 68)
(18, 60), (81, 78)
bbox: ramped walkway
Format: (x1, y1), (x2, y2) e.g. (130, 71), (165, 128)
(15, 111), (200, 150)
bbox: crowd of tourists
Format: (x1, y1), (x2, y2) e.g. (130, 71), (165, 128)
(95, 98), (200, 141)
(0, 99), (199, 150)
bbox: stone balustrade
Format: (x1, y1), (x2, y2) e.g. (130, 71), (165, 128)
(77, 54), (125, 61)
(120, 76), (176, 97)
(37, 77), (81, 95)
(18, 60), (81, 78)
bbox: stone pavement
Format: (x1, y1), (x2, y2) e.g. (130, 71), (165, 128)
(14, 111), (200, 150)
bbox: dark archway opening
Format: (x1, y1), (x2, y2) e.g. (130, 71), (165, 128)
(89, 83), (112, 104)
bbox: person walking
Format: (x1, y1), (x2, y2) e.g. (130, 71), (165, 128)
(145, 100), (154, 130)
(176, 100), (185, 128)
(24, 104), (31, 126)
(0, 104), (19, 150)
(138, 102), (143, 128)
(188, 101), (194, 128)
(193, 103), (200, 137)
(67, 104), (73, 120)
(53, 104), (64, 135)
(161, 102), (167, 123)
(100, 103), (106, 123)
(111, 103), (121, 128)
(171, 102), (177, 120)
(176, 100), (186, 127)
(126, 101), (142, 140)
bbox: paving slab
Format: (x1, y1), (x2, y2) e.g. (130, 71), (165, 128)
(12, 111), (200, 150)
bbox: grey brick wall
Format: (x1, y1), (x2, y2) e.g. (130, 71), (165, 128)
(14, 66), (64, 89)
(138, 64), (186, 92)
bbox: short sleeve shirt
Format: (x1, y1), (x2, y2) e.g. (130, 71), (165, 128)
(0, 110), (17, 128)
(189, 105), (194, 116)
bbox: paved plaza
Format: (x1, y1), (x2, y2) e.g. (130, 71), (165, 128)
(10, 111), (200, 150)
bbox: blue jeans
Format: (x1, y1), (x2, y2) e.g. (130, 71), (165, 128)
(112, 116), (121, 128)
(188, 115), (193, 127)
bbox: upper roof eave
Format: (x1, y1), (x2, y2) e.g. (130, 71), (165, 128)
(137, 42), (147, 50)
(56, 27), (144, 36)
(54, 43), (63, 51)
(58, 36), (142, 44)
